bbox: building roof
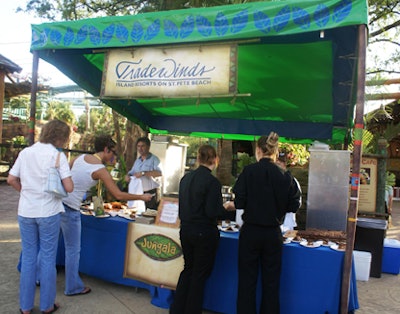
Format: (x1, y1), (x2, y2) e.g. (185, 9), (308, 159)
(0, 54), (22, 74)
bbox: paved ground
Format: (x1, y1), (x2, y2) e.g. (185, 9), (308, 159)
(1, 182), (400, 313)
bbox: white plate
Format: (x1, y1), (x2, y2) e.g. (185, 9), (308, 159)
(300, 241), (321, 248)
(321, 241), (337, 247)
(330, 244), (346, 251)
(107, 211), (118, 217)
(81, 203), (94, 210)
(80, 210), (93, 216)
(118, 213), (135, 220)
(94, 214), (110, 218)
(291, 238), (305, 243)
(221, 227), (239, 233)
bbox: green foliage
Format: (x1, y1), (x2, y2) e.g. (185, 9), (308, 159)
(76, 105), (116, 134)
(43, 100), (76, 124)
(236, 152), (256, 175)
(279, 143), (310, 166)
(348, 128), (376, 154)
(235, 143), (309, 174)
(18, 0), (257, 21)
(115, 155), (128, 190)
(7, 97), (29, 109)
(9, 136), (28, 146)
(0, 147), (6, 160)
(386, 171), (396, 187)
(367, 1), (400, 78)
(178, 136), (217, 157)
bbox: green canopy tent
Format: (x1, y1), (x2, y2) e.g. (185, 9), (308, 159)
(29, 1), (368, 313)
(30, 0), (368, 144)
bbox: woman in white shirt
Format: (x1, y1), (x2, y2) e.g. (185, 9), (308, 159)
(8, 120), (73, 314)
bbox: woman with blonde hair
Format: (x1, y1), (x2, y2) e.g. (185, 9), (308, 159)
(225, 132), (301, 314)
(8, 119), (73, 314)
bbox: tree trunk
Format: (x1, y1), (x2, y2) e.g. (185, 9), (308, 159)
(112, 109), (122, 154)
(0, 71), (4, 144)
(216, 139), (234, 186)
(123, 121), (145, 171)
(84, 91), (90, 131)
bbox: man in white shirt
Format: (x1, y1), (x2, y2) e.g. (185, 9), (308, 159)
(125, 137), (162, 209)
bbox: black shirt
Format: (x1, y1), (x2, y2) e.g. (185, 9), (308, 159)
(179, 165), (225, 228)
(233, 158), (299, 227)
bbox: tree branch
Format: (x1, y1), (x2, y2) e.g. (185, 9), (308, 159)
(367, 69), (400, 75)
(370, 19), (400, 37)
(369, 38), (400, 47)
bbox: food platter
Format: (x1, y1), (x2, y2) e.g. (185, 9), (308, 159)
(80, 209), (93, 216)
(80, 204), (94, 210)
(320, 240), (337, 247)
(118, 212), (136, 220)
(300, 241), (322, 248)
(80, 209), (110, 218)
(142, 209), (158, 217)
(283, 238), (292, 244)
(330, 243), (346, 252)
(220, 226), (239, 233)
(94, 213), (110, 218)
(291, 236), (305, 243)
(218, 220), (240, 233)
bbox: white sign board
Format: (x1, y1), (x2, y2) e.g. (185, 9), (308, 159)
(101, 44), (237, 98)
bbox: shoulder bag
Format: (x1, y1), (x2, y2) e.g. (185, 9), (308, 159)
(45, 151), (68, 198)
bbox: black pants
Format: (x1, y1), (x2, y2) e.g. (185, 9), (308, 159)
(237, 223), (283, 314)
(170, 226), (219, 314)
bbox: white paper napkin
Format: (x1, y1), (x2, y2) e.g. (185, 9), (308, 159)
(128, 176), (146, 213)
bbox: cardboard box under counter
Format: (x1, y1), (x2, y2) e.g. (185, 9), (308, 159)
(135, 216), (155, 224)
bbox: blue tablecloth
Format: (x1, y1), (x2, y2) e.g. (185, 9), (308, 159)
(56, 215), (172, 308)
(57, 215), (359, 313)
(203, 232), (359, 314)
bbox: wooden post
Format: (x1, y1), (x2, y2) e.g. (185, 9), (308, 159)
(28, 51), (39, 146)
(340, 24), (367, 313)
(0, 70), (5, 144)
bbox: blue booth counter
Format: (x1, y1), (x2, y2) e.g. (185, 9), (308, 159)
(57, 214), (358, 313)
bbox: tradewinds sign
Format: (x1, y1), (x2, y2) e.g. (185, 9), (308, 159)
(101, 44), (237, 98)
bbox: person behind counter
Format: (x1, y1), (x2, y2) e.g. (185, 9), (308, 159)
(7, 119), (73, 314)
(170, 144), (231, 314)
(276, 150), (302, 233)
(224, 132), (301, 314)
(125, 137), (162, 210)
(60, 135), (152, 297)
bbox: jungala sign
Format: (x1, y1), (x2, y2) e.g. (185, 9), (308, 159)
(101, 44), (237, 98)
(124, 223), (183, 289)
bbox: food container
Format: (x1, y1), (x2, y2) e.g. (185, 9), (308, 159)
(222, 193), (232, 203)
(221, 186), (232, 194)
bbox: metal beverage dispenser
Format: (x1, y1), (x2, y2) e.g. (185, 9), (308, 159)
(306, 150), (350, 231)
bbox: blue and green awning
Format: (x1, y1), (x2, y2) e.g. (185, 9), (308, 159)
(30, 0), (368, 143)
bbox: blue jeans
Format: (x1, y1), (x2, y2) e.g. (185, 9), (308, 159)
(60, 204), (85, 295)
(18, 214), (60, 312)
